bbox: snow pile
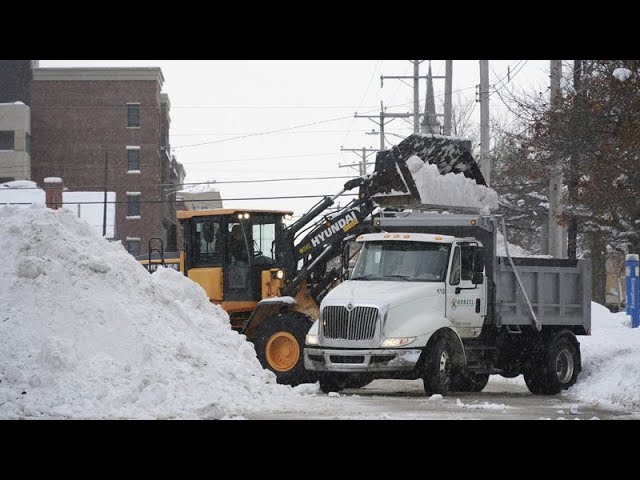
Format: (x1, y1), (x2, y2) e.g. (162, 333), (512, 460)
(613, 68), (633, 82)
(406, 156), (499, 210)
(0, 205), (297, 419)
(567, 302), (640, 410)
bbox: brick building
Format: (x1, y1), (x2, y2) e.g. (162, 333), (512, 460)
(17, 65), (186, 256)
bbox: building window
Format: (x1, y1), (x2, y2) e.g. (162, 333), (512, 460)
(127, 147), (140, 172)
(25, 133), (31, 155)
(0, 131), (15, 150)
(127, 193), (141, 217)
(127, 103), (140, 128)
(127, 240), (141, 256)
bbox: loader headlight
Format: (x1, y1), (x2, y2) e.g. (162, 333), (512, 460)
(271, 269), (284, 280)
(305, 334), (319, 346)
(381, 337), (416, 348)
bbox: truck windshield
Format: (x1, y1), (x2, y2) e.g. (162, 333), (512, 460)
(351, 241), (450, 282)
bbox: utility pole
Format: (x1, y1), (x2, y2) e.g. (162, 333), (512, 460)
(567, 60), (582, 260)
(355, 101), (412, 150)
(443, 60), (453, 136)
(339, 147), (378, 176)
(479, 60), (491, 185)
(102, 147), (108, 237)
(548, 60), (566, 258)
(381, 60), (446, 134)
(413, 60), (420, 133)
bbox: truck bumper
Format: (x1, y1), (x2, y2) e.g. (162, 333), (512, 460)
(304, 347), (423, 373)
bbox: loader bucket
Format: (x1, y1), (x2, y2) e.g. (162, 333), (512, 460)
(369, 133), (487, 207)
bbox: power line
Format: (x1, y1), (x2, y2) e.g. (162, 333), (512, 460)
(0, 151), (341, 174)
(173, 87), (480, 150)
(1, 193), (361, 206)
(171, 129), (365, 136)
(31, 104), (383, 110)
(172, 114), (357, 149)
(342, 60), (383, 146)
(1, 175), (357, 191)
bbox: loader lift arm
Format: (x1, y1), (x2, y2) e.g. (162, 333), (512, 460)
(279, 176), (375, 301)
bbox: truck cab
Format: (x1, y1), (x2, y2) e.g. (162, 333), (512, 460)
(304, 232), (487, 391)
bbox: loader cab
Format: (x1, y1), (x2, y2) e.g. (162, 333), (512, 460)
(177, 209), (292, 322)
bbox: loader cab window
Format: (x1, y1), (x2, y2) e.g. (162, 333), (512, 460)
(192, 219), (224, 267)
(252, 221), (276, 260)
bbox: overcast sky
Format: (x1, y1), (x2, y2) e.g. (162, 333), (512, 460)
(39, 60), (550, 218)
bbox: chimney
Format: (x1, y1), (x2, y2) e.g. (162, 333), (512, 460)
(44, 177), (63, 210)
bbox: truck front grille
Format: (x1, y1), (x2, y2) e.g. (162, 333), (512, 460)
(322, 306), (378, 341)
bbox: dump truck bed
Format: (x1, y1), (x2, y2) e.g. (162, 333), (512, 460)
(495, 256), (591, 333)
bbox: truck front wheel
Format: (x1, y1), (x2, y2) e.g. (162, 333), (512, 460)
(423, 336), (455, 395)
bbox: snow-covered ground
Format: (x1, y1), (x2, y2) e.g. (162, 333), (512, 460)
(1, 204), (639, 419)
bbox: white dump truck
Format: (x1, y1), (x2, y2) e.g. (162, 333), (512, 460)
(304, 210), (592, 395)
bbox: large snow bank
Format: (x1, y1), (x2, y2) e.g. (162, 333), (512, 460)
(406, 156), (499, 210)
(0, 205), (296, 419)
(567, 302), (640, 410)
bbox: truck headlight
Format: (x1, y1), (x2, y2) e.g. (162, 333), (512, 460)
(381, 337), (416, 348)
(305, 334), (319, 346)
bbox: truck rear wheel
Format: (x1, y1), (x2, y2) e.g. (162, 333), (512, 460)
(524, 332), (580, 395)
(423, 336), (454, 395)
(253, 312), (314, 386)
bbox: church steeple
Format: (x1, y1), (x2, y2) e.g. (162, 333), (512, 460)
(421, 61), (440, 134)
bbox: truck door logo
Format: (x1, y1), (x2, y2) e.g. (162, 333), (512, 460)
(451, 298), (474, 310)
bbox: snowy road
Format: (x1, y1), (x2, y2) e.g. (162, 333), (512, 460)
(245, 377), (637, 420)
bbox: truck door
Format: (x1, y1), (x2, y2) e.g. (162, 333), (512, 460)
(445, 243), (486, 336)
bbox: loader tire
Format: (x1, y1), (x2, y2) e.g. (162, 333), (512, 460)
(253, 313), (315, 386)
